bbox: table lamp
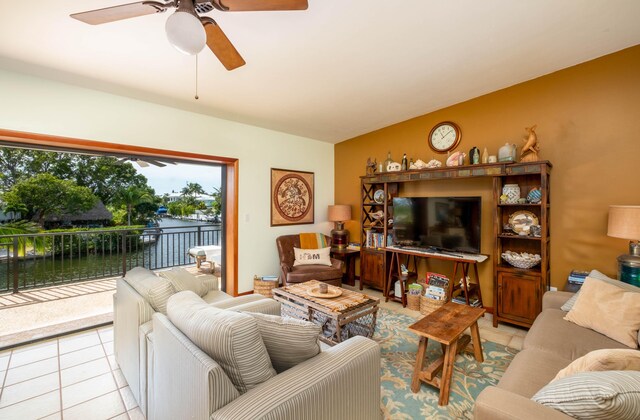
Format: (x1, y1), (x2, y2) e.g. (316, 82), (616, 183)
(607, 205), (640, 286)
(328, 205), (352, 249)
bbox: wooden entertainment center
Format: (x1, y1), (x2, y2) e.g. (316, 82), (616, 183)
(359, 161), (551, 327)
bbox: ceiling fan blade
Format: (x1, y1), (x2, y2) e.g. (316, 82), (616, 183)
(214, 0), (308, 11)
(143, 158), (167, 167)
(203, 20), (246, 71)
(70, 2), (166, 25)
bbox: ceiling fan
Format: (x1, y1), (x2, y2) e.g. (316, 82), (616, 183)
(117, 157), (177, 167)
(70, 0), (309, 71)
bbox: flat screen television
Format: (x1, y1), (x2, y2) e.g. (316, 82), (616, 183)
(392, 196), (481, 254)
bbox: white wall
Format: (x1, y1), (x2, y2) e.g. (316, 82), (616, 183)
(0, 68), (335, 293)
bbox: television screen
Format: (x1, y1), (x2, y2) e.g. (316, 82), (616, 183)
(392, 196), (481, 254)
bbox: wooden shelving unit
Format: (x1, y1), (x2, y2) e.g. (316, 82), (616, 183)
(359, 180), (397, 291)
(359, 161), (551, 327)
(493, 161), (551, 328)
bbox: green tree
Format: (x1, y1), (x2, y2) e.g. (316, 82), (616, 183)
(167, 200), (195, 218)
(180, 182), (205, 207)
(115, 186), (154, 225)
(1, 174), (97, 226)
(0, 149), (150, 205)
(210, 187), (222, 216)
(0, 220), (43, 257)
(74, 156), (148, 205)
(181, 182), (206, 198)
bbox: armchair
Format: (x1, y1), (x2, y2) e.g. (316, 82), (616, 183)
(276, 234), (344, 287)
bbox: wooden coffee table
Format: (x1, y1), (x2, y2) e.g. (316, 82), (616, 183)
(408, 302), (486, 406)
(272, 280), (379, 345)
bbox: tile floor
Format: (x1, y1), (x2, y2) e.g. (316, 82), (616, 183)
(0, 326), (143, 420)
(0, 285), (527, 420)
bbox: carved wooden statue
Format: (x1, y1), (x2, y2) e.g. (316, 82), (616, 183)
(366, 157), (377, 176)
(520, 125), (540, 162)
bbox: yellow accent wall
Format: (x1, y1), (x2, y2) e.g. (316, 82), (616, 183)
(335, 45), (640, 308)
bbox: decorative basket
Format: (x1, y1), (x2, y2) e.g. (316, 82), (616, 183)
(407, 294), (421, 311)
(254, 276), (278, 298)
(420, 295), (447, 316)
(501, 251), (542, 269)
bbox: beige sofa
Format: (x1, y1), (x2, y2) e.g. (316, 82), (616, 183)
(474, 289), (633, 419)
(151, 307), (382, 420)
(113, 267), (280, 417)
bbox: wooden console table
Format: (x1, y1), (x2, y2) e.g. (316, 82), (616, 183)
(384, 246), (487, 308)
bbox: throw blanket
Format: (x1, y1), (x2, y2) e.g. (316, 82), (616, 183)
(299, 233), (328, 249)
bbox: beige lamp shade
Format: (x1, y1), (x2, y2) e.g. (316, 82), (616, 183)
(607, 205), (640, 239)
(328, 205), (351, 222)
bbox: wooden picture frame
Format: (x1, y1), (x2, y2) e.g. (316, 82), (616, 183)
(270, 168), (314, 226)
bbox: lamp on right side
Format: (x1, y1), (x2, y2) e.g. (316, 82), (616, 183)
(607, 205), (640, 286)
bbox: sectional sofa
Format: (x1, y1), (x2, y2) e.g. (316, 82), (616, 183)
(474, 271), (640, 419)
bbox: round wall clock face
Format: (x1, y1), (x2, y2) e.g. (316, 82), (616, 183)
(274, 174), (312, 221)
(428, 121), (461, 153)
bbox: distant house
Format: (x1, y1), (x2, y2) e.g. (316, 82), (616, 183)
(44, 200), (113, 228)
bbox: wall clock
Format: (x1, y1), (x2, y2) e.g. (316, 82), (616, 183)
(428, 121), (461, 153)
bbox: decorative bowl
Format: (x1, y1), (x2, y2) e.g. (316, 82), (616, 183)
(501, 251), (542, 269)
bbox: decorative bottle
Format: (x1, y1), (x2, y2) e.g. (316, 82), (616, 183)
(469, 147), (480, 164)
(383, 152), (393, 173)
(401, 153), (408, 171)
(482, 147), (489, 164)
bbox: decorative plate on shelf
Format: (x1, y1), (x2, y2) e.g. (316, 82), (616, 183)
(373, 189), (385, 204)
(508, 211), (539, 235)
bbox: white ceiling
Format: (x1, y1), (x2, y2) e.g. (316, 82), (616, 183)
(0, 0), (639, 143)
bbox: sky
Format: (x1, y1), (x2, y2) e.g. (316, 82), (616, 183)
(134, 162), (221, 196)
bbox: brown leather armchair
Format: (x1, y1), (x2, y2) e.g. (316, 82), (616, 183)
(276, 234), (344, 287)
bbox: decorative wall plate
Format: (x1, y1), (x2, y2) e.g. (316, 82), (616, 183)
(373, 189), (385, 204)
(271, 168), (314, 226)
(508, 211), (539, 235)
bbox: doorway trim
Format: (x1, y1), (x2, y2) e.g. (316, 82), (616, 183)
(0, 128), (239, 296)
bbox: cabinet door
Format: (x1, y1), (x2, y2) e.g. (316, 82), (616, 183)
(497, 272), (541, 324)
(361, 250), (385, 290)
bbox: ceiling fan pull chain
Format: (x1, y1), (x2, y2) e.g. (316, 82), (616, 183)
(195, 54), (199, 100)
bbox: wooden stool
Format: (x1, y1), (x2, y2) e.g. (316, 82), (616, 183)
(408, 302), (486, 406)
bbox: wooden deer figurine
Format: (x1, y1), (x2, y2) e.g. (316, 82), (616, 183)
(520, 125), (540, 162)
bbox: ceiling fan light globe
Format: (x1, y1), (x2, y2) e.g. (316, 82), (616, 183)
(165, 11), (206, 55)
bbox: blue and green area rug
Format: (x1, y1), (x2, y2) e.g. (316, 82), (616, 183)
(374, 308), (518, 419)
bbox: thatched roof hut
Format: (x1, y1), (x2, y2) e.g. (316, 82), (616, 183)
(45, 200), (113, 226)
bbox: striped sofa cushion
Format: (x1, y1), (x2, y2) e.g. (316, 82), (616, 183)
(245, 312), (321, 373)
(167, 291), (276, 394)
(124, 267), (176, 315)
(532, 370), (640, 419)
(158, 268), (208, 297)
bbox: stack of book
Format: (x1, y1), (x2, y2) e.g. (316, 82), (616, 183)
(364, 230), (384, 248)
(425, 272), (449, 301)
(452, 294), (482, 307)
(347, 242), (361, 251)
(568, 270), (589, 285)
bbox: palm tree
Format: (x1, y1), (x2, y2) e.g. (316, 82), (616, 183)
(116, 187), (153, 225)
(0, 220), (42, 257)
